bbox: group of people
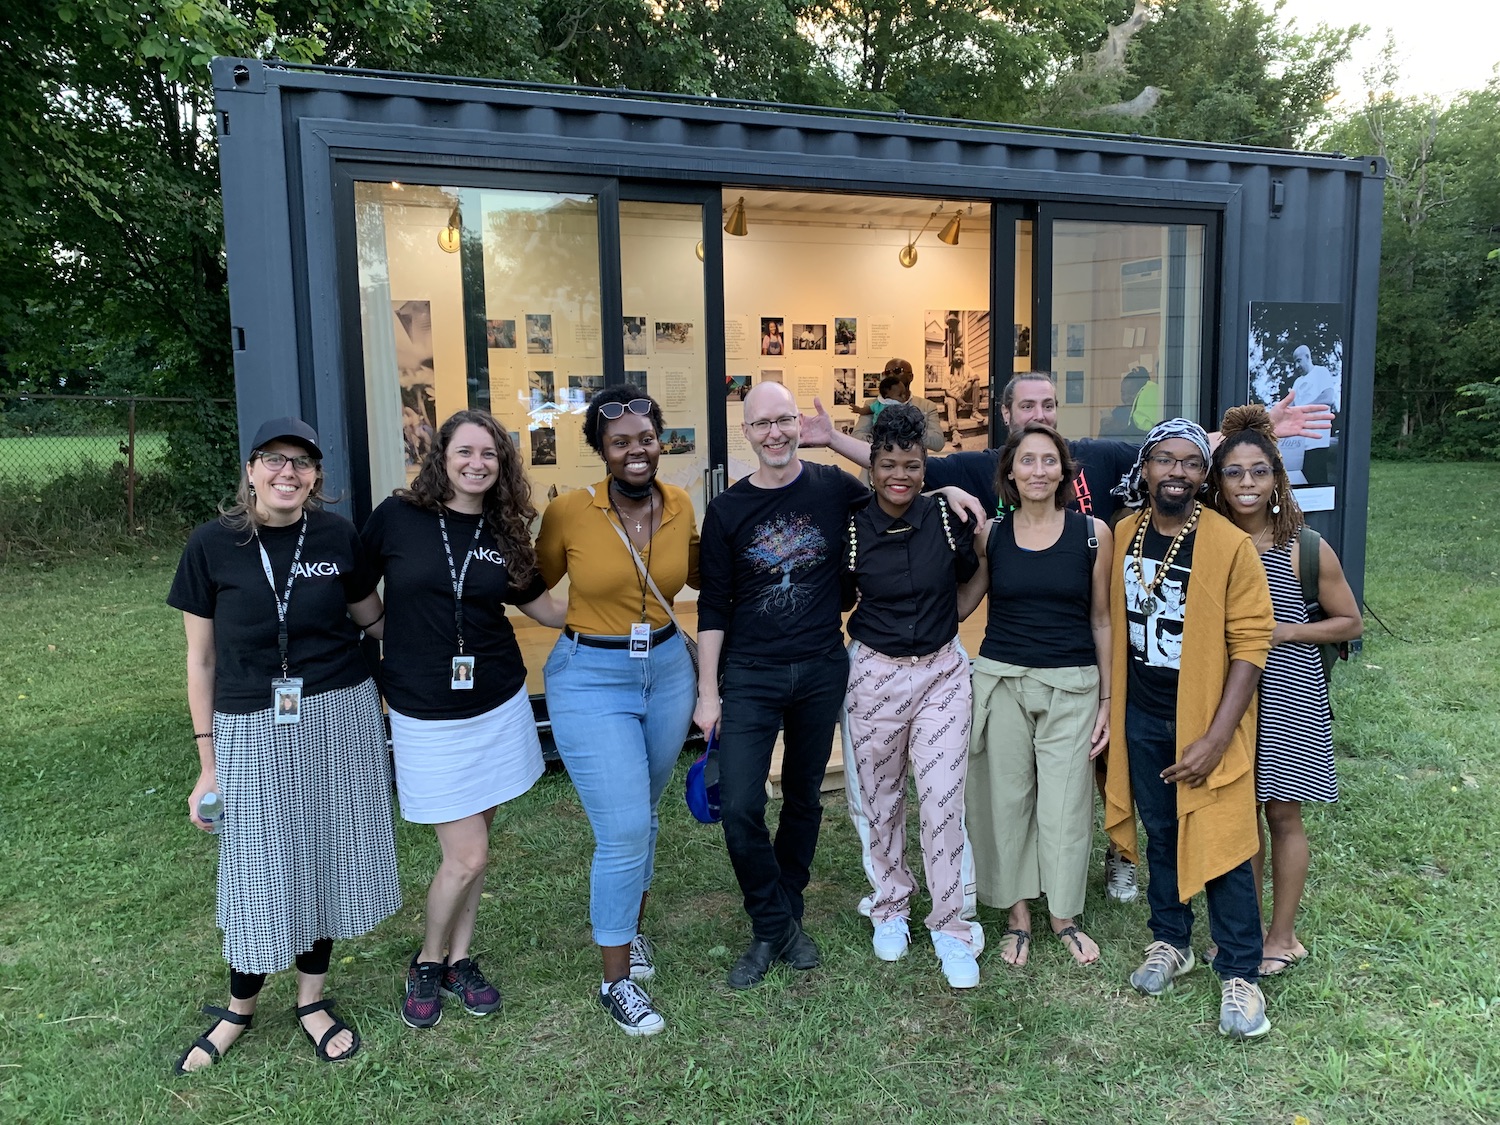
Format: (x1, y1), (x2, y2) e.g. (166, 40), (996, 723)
(169, 366), (1359, 1071)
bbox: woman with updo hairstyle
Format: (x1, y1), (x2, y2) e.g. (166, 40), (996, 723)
(362, 408), (566, 1030)
(535, 384), (700, 1036)
(1208, 405), (1361, 977)
(964, 421), (1113, 971)
(841, 402), (987, 988)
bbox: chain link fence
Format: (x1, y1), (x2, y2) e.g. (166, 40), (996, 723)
(0, 394), (235, 555)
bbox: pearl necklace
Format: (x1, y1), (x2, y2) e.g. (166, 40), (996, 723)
(1129, 501), (1201, 615)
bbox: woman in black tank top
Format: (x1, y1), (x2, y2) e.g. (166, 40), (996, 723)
(963, 423), (1114, 970)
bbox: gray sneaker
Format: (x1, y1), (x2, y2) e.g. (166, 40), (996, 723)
(1105, 847), (1140, 903)
(1219, 977), (1272, 1039)
(1130, 940), (1197, 996)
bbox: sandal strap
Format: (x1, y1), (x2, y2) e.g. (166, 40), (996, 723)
(200, 1004), (253, 1028)
(293, 999), (335, 1018)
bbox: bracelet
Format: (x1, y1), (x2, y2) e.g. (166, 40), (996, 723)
(1098, 696), (1111, 701)
(357, 610), (385, 629)
(194, 732), (213, 740)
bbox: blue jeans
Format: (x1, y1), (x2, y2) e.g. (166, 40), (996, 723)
(1125, 703), (1262, 982)
(545, 630), (696, 946)
(718, 647), (849, 941)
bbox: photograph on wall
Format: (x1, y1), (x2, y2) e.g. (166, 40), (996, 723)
(1014, 324), (1031, 358)
(623, 316), (649, 355)
(924, 309), (992, 451)
(835, 418), (858, 436)
(833, 368), (857, 407)
(1065, 370), (1085, 404)
(530, 427), (558, 466)
(661, 427), (697, 456)
(567, 374), (604, 410)
(1248, 301), (1344, 492)
(527, 369), (557, 408)
(392, 299), (438, 474)
(792, 322), (828, 351)
(760, 318), (785, 356)
(525, 313), (554, 355)
(862, 371), (881, 400)
(486, 318), (516, 349)
(1066, 323), (1085, 358)
(624, 370), (648, 392)
(1052, 323), (1059, 358)
(758, 369), (784, 385)
(726, 375), (752, 402)
(834, 318), (857, 355)
(507, 431), (521, 455)
(654, 320), (695, 354)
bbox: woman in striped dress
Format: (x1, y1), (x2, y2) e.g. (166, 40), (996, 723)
(1208, 406), (1362, 976)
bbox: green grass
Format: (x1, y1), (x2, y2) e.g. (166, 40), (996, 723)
(1, 461), (1497, 1124)
(0, 433), (168, 481)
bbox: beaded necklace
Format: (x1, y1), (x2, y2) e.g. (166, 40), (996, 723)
(847, 495), (955, 571)
(1129, 501), (1201, 615)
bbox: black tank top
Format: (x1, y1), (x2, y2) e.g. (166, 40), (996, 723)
(979, 509), (1097, 668)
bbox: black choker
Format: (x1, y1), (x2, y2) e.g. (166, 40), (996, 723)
(610, 476), (655, 501)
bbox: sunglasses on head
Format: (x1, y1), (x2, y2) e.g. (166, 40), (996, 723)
(598, 398), (653, 420)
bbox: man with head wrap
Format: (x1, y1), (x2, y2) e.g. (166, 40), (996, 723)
(1101, 419), (1278, 1040)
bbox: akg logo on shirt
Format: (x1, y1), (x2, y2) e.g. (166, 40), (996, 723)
(473, 547), (506, 566)
(291, 561), (341, 578)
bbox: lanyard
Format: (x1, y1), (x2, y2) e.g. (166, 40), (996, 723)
(439, 512), (484, 654)
(255, 513), (309, 676)
(609, 490), (653, 623)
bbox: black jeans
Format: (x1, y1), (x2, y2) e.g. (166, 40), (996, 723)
(718, 647), (849, 941)
(1126, 703), (1262, 982)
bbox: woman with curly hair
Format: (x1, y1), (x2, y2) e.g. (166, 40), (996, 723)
(536, 384), (700, 1035)
(842, 403), (986, 988)
(1208, 406), (1361, 976)
(362, 409), (565, 1029)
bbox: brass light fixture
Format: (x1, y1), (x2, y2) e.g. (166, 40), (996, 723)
(723, 196), (748, 238)
(437, 206), (461, 253)
(695, 240), (705, 262)
(938, 210), (963, 246)
(900, 203), (961, 267)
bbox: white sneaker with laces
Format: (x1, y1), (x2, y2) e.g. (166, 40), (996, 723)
(627, 933), (655, 982)
(872, 917), (910, 961)
(931, 931), (980, 989)
(600, 978), (665, 1037)
(1219, 977), (1272, 1039)
(1105, 847), (1140, 903)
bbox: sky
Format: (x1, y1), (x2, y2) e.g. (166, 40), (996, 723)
(1265, 0), (1500, 105)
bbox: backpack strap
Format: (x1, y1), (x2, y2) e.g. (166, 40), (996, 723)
(1297, 525), (1321, 604)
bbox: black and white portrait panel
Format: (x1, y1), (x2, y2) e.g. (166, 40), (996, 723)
(1124, 556), (1190, 669)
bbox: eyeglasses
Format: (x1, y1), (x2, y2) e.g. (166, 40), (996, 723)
(1219, 465), (1273, 482)
(1147, 453), (1207, 474)
(746, 414), (798, 436)
(598, 398), (653, 420)
(254, 450), (317, 473)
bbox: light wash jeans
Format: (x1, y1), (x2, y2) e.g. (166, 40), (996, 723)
(544, 629), (697, 946)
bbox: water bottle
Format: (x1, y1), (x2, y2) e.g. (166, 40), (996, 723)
(197, 791), (224, 834)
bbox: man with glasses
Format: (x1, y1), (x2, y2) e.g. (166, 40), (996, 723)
(1101, 418), (1276, 1039)
(694, 382), (978, 989)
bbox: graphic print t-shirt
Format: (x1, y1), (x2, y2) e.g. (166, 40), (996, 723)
(167, 510), (378, 713)
(1124, 523), (1196, 719)
(362, 497), (546, 720)
(698, 461), (868, 663)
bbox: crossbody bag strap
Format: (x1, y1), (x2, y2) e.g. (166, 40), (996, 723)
(587, 486), (682, 632)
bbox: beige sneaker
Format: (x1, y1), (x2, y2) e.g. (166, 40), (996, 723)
(1219, 977), (1272, 1039)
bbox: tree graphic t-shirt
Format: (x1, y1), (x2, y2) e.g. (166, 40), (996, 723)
(699, 461), (869, 663)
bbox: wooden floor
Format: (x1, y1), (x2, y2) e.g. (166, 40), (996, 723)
(515, 605), (989, 794)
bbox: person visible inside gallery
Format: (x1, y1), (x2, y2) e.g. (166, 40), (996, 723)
(851, 358), (944, 452)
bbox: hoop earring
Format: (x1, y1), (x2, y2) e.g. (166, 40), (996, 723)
(1271, 489), (1281, 515)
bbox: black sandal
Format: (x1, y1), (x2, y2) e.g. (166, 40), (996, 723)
(294, 999), (361, 1063)
(172, 1004), (254, 1076)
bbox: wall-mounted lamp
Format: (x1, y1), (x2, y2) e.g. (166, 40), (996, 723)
(899, 204), (960, 268)
(723, 196), (749, 237)
(938, 210), (963, 246)
(437, 207), (461, 253)
(695, 241), (705, 261)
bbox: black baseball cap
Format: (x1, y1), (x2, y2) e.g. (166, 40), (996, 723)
(249, 417), (323, 461)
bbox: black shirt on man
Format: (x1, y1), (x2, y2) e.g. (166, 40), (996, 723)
(1123, 523), (1196, 719)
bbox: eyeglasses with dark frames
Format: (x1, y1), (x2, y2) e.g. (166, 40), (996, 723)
(746, 414), (799, 436)
(598, 398), (654, 420)
(254, 450), (318, 473)
(1147, 453), (1208, 474)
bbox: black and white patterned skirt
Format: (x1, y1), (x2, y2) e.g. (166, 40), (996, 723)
(211, 678), (402, 974)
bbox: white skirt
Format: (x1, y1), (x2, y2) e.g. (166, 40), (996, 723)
(388, 686), (544, 824)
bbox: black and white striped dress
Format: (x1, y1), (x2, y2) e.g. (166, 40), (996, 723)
(1254, 544), (1338, 804)
(212, 678), (402, 973)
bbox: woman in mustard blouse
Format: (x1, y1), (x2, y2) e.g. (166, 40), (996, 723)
(536, 385), (700, 1037)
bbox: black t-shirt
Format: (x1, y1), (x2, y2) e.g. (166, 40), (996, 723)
(846, 494), (978, 658)
(362, 497), (546, 720)
(699, 461), (869, 664)
(980, 510), (1097, 668)
(922, 438), (1139, 523)
(167, 510), (379, 714)
(1124, 523), (1196, 719)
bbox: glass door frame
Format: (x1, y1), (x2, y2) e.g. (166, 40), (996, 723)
(1031, 202), (1223, 430)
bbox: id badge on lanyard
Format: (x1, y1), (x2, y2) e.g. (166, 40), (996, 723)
(629, 621), (652, 658)
(258, 515), (308, 724)
(440, 514), (484, 689)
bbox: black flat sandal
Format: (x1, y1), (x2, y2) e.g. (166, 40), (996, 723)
(173, 1004), (254, 1076)
(294, 999), (361, 1063)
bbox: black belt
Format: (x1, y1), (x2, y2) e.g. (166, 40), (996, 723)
(564, 622), (677, 649)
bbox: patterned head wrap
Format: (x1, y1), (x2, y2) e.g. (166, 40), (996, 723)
(1112, 417), (1212, 509)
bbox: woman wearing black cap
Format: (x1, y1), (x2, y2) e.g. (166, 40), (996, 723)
(167, 418), (399, 1073)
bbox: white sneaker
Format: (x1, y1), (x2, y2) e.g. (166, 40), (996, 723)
(857, 894), (874, 918)
(1105, 847), (1140, 903)
(931, 931), (980, 989)
(872, 917), (910, 961)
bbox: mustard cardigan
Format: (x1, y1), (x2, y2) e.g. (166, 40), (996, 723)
(1103, 505), (1275, 902)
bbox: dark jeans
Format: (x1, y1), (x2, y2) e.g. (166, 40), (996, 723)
(718, 647), (849, 941)
(1125, 703), (1262, 982)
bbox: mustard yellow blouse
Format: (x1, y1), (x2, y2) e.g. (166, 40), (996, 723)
(536, 479), (701, 636)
